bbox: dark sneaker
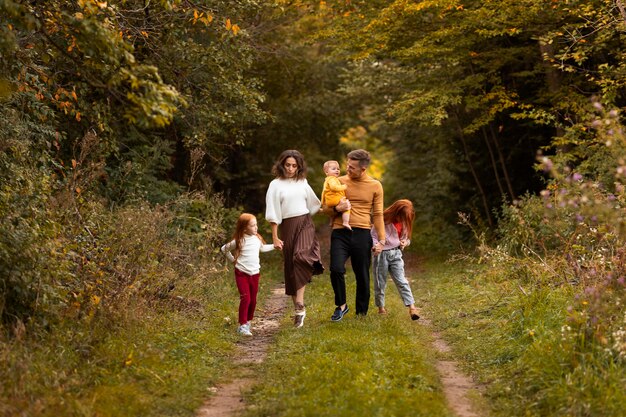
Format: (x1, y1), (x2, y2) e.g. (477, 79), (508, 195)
(330, 306), (349, 322)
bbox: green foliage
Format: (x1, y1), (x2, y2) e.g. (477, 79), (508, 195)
(453, 98), (626, 415)
(421, 257), (625, 417)
(0, 188), (240, 415)
(0, 109), (67, 327)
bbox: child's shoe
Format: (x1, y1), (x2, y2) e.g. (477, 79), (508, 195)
(237, 324), (252, 336)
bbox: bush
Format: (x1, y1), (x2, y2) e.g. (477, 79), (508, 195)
(0, 110), (67, 329)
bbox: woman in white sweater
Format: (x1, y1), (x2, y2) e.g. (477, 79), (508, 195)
(265, 150), (324, 328)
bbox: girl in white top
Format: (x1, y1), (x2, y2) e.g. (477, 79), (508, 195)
(221, 213), (274, 336)
(265, 150), (324, 329)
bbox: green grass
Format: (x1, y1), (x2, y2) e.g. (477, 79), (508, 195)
(418, 255), (626, 417)
(243, 261), (453, 417)
(5, 246), (624, 417)
(0, 251), (284, 417)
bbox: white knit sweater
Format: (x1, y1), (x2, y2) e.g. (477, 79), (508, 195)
(265, 178), (320, 225)
(221, 235), (274, 275)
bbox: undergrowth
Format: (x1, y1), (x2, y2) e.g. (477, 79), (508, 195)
(0, 190), (257, 416)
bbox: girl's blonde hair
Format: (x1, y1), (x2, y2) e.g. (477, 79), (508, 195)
(232, 213), (266, 263)
(382, 199), (415, 238)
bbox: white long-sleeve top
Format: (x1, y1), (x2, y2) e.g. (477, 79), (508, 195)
(265, 178), (320, 225)
(221, 235), (274, 275)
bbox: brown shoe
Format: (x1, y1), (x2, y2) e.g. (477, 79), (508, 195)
(378, 307), (387, 315)
(409, 307), (420, 321)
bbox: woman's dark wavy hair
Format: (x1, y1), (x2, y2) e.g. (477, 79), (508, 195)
(271, 149), (307, 180)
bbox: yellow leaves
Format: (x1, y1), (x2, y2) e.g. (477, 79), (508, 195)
(124, 351), (133, 367)
(72, 159), (78, 169)
(75, 111), (81, 121)
(91, 295), (101, 305)
(225, 18), (232, 30)
(67, 37), (77, 53)
(192, 9), (214, 26)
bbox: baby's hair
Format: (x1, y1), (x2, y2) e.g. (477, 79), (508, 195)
(323, 160), (339, 172)
(232, 213), (265, 263)
(383, 199), (415, 238)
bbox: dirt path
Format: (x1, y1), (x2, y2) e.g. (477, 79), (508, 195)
(419, 318), (482, 417)
(406, 256), (482, 417)
(197, 232), (481, 417)
(195, 285), (288, 417)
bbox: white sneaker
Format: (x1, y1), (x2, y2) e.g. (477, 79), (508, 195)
(237, 324), (252, 336)
(294, 310), (306, 328)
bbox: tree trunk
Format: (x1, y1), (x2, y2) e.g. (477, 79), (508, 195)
(481, 126), (506, 198)
(455, 118), (494, 227)
(489, 125), (516, 201)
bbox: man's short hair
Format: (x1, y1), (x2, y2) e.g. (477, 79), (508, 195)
(347, 149), (371, 168)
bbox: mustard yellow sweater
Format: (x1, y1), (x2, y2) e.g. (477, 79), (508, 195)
(324, 174), (385, 240)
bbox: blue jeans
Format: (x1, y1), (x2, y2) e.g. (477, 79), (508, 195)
(372, 248), (415, 307)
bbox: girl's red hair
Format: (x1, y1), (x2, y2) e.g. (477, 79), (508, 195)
(232, 213), (265, 263)
(383, 199), (415, 238)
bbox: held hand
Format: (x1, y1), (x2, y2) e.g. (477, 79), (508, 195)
(273, 239), (284, 250)
(372, 241), (384, 254)
(336, 197), (351, 212)
(399, 239), (407, 250)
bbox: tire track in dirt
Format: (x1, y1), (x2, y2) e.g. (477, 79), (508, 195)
(420, 319), (481, 417)
(406, 255), (481, 417)
(195, 285), (287, 417)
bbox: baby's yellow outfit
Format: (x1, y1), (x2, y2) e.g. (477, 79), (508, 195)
(321, 175), (349, 213)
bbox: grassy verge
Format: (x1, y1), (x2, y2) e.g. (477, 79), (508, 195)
(243, 257), (453, 417)
(0, 251), (283, 417)
(418, 254), (626, 417)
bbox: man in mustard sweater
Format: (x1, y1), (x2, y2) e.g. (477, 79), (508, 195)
(322, 149), (386, 320)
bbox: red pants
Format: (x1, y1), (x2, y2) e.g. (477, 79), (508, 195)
(235, 268), (260, 325)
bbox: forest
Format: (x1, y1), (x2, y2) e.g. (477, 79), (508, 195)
(1, 1), (625, 416)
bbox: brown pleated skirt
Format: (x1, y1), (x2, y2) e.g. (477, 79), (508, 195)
(280, 214), (324, 296)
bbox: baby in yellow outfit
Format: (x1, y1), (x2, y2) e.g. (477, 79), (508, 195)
(321, 160), (351, 230)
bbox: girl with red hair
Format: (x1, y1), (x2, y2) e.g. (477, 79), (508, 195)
(221, 213), (275, 336)
(370, 199), (420, 320)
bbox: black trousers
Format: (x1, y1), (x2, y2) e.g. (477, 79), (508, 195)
(329, 228), (373, 315)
